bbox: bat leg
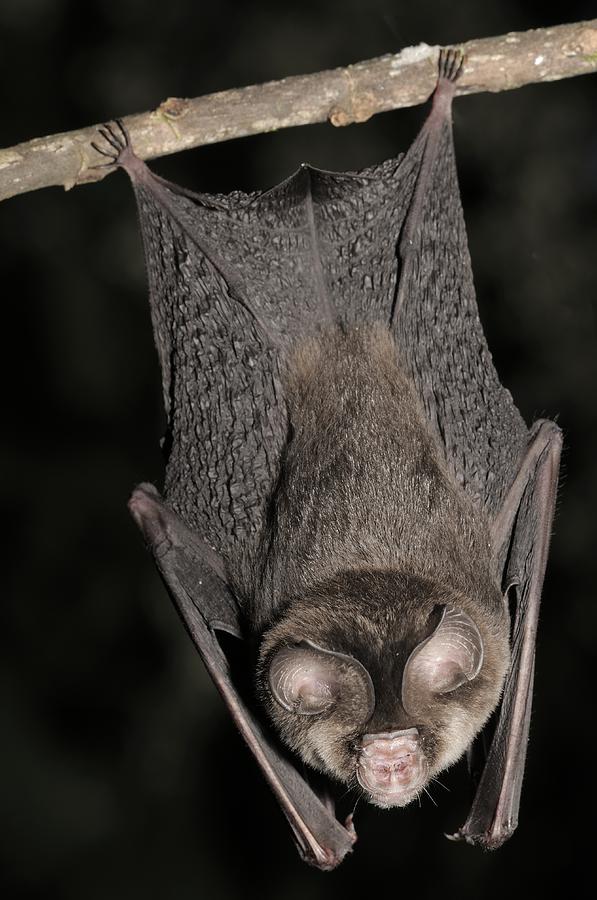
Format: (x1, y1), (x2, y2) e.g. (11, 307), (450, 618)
(400, 47), (463, 247)
(429, 47), (464, 120)
(392, 48), (464, 323)
(452, 419), (562, 848)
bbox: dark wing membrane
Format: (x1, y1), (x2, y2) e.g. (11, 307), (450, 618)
(307, 157), (412, 328)
(389, 114), (530, 514)
(130, 178), (289, 553)
(147, 160), (421, 340)
(160, 158), (421, 334)
(289, 160), (409, 328)
(195, 170), (344, 338)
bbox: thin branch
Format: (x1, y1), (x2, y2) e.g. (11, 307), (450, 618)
(1, 19), (596, 203)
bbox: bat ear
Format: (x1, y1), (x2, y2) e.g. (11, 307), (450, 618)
(402, 605), (484, 713)
(268, 642), (375, 721)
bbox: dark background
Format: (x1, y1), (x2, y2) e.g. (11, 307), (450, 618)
(2, 1), (596, 897)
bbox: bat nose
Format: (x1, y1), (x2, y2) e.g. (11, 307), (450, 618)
(369, 754), (415, 787)
(363, 741), (417, 787)
(357, 728), (426, 804)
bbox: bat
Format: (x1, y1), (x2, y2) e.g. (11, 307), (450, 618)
(92, 49), (562, 870)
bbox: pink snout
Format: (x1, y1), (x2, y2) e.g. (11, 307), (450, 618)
(357, 728), (426, 807)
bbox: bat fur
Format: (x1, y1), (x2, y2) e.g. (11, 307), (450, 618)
(241, 326), (510, 806)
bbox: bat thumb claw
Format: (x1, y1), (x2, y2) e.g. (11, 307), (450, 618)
(343, 813), (358, 843)
(128, 483), (171, 555)
(444, 829), (466, 843)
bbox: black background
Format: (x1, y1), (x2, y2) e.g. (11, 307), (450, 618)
(2, 1), (596, 897)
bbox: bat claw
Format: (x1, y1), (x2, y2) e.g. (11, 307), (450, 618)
(98, 126), (122, 153)
(343, 813), (358, 843)
(426, 48), (464, 123)
(444, 829), (465, 843)
(438, 47), (465, 84)
(90, 118), (140, 174)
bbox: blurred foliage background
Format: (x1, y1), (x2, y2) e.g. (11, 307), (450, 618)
(1, 1), (595, 897)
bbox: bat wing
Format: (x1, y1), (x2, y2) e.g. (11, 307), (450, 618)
(129, 483), (356, 869)
(92, 127), (364, 867)
(383, 52), (563, 845)
(454, 420), (562, 846)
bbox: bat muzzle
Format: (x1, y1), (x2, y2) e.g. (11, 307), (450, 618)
(356, 728), (427, 807)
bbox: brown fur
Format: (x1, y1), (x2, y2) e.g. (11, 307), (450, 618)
(236, 326), (510, 802)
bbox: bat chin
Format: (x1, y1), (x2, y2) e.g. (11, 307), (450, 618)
(356, 728), (428, 809)
(362, 785), (423, 810)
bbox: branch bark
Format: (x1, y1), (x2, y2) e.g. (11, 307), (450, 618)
(1, 19), (596, 203)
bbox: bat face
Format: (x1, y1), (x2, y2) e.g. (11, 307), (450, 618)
(257, 569), (510, 809)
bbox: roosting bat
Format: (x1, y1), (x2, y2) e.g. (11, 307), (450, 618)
(92, 50), (561, 869)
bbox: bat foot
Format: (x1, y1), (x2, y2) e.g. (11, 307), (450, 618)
(90, 119), (147, 180)
(128, 483), (172, 558)
(426, 49), (465, 124)
(438, 47), (465, 85)
(445, 828), (469, 843)
(444, 826), (513, 850)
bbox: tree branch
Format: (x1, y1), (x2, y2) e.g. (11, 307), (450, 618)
(2, 19), (596, 203)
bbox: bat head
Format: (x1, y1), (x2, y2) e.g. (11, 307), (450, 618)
(258, 569), (510, 808)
